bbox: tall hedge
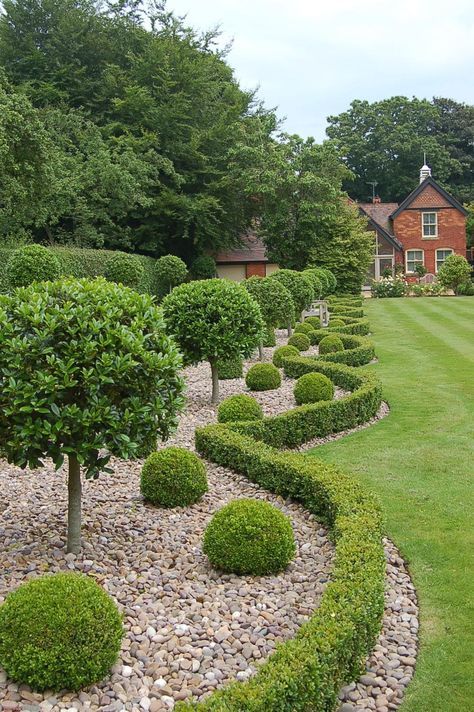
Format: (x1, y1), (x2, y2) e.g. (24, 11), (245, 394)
(0, 246), (157, 295)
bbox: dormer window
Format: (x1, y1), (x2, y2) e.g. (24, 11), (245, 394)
(422, 212), (438, 238)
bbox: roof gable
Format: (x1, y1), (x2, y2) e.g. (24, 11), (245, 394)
(390, 177), (468, 219)
(358, 204), (403, 250)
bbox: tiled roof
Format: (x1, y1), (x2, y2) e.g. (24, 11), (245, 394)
(215, 231), (268, 263)
(359, 203), (399, 233)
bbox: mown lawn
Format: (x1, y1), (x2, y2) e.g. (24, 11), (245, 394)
(308, 297), (474, 712)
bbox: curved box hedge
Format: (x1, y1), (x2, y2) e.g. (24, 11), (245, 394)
(180, 424), (385, 711)
(223, 360), (382, 449)
(307, 331), (375, 366)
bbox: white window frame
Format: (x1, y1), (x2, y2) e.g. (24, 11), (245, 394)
(435, 248), (454, 273)
(406, 249), (424, 274)
(422, 212), (438, 238)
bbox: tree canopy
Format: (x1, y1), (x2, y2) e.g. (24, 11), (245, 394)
(326, 96), (474, 203)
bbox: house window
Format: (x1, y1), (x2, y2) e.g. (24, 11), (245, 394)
(422, 212), (438, 238)
(436, 248), (454, 273)
(406, 249), (424, 273)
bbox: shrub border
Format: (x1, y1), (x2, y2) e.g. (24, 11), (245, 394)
(307, 331), (375, 366)
(181, 424), (385, 711)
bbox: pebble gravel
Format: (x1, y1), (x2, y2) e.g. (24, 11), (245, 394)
(0, 333), (418, 712)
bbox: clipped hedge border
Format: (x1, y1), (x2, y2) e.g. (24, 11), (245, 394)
(330, 305), (364, 318)
(224, 360), (381, 449)
(327, 319), (370, 336)
(307, 331), (375, 366)
(180, 424), (385, 711)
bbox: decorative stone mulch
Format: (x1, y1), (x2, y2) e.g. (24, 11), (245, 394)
(337, 539), (419, 712)
(0, 333), (419, 712)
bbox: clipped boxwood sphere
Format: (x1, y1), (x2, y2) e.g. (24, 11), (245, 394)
(218, 394), (263, 423)
(0, 573), (122, 691)
(287, 333), (311, 352)
(294, 372), (334, 405)
(217, 356), (243, 379)
(203, 499), (296, 575)
(294, 322), (315, 336)
(190, 254), (216, 280)
(304, 316), (321, 329)
(104, 252), (144, 289)
(329, 318), (346, 328)
(272, 344), (300, 368)
(141, 447), (208, 507)
(6, 244), (61, 288)
(319, 334), (344, 354)
(245, 363), (281, 391)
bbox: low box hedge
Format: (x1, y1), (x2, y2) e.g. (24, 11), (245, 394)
(330, 305), (365, 318)
(180, 424), (385, 711)
(229, 360), (382, 449)
(307, 331), (375, 366)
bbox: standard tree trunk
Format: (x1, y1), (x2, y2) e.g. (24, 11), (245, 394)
(287, 319), (293, 337)
(258, 342), (264, 361)
(210, 360), (220, 404)
(67, 455), (82, 554)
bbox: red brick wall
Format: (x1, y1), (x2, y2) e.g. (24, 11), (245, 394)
(409, 184), (451, 209)
(394, 208), (466, 274)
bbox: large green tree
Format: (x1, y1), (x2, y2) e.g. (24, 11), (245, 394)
(0, 0), (270, 256)
(326, 96), (473, 203)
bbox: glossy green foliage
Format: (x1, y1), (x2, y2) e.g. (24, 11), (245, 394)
(0, 278), (185, 478)
(161, 279), (264, 367)
(6, 244), (61, 287)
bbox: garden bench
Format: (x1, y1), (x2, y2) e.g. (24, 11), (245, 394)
(302, 300), (329, 327)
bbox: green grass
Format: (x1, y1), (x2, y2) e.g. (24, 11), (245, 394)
(308, 297), (474, 712)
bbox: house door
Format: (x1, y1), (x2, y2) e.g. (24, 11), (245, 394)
(375, 256), (394, 279)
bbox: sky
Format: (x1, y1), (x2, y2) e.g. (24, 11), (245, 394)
(168, 0), (474, 141)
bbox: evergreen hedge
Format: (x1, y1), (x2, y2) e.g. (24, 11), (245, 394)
(183, 423), (385, 711)
(0, 247), (157, 294)
(307, 332), (375, 366)
(229, 360), (382, 449)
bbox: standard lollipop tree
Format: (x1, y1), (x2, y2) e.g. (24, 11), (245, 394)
(162, 279), (265, 403)
(269, 269), (314, 333)
(243, 276), (295, 359)
(0, 278), (184, 554)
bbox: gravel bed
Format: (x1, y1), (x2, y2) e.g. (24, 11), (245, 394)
(0, 457), (333, 712)
(0, 333), (419, 712)
(338, 539), (419, 712)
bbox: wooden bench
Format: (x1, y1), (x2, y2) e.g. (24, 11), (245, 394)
(302, 300), (329, 327)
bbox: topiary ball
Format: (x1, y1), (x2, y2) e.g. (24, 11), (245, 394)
(141, 447), (208, 507)
(218, 394), (263, 423)
(245, 363), (281, 391)
(6, 244), (61, 288)
(293, 372), (334, 405)
(287, 333), (311, 352)
(0, 572), (122, 691)
(304, 316), (321, 330)
(217, 357), (243, 379)
(272, 344), (300, 368)
(319, 334), (344, 354)
(190, 254), (216, 280)
(203, 499), (296, 575)
(329, 318), (346, 328)
(104, 252), (144, 289)
(294, 322), (315, 336)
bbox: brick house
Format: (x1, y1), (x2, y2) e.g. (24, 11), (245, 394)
(359, 164), (468, 285)
(213, 231), (279, 281)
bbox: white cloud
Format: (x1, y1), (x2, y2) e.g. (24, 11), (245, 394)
(168, 0), (474, 139)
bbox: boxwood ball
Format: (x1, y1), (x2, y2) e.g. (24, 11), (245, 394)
(203, 499), (296, 576)
(141, 447), (208, 507)
(0, 573), (122, 691)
